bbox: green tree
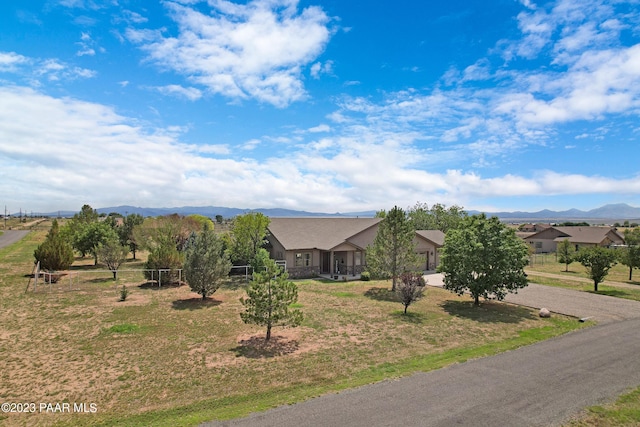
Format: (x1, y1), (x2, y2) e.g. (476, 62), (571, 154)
(183, 224), (232, 300)
(187, 214), (215, 230)
(134, 214), (201, 253)
(408, 202), (467, 233)
(367, 206), (417, 291)
(97, 237), (129, 279)
(76, 204), (99, 223)
(229, 212), (270, 266)
(61, 204), (100, 257)
(240, 259), (303, 340)
(77, 221), (119, 265)
(621, 228), (640, 281)
(396, 272), (426, 314)
(144, 241), (183, 285)
(557, 239), (574, 272)
(575, 246), (618, 292)
(118, 214), (144, 260)
(438, 214), (529, 306)
(215, 214), (224, 224)
(34, 219), (74, 271)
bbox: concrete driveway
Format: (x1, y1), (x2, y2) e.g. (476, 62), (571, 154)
(203, 273), (640, 427)
(423, 272), (640, 323)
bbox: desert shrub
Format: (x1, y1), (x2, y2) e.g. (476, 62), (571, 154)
(119, 285), (129, 302)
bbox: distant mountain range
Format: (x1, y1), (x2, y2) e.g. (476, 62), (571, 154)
(466, 203), (640, 221)
(90, 205), (377, 219)
(39, 203), (640, 222)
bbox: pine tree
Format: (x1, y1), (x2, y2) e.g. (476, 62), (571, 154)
(367, 206), (417, 291)
(183, 224), (231, 300)
(34, 219), (74, 271)
(240, 259), (303, 340)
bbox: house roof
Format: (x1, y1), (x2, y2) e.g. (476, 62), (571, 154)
(550, 226), (625, 244)
(267, 217), (382, 251)
(415, 230), (445, 247)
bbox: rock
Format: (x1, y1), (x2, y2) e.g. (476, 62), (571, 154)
(539, 308), (551, 318)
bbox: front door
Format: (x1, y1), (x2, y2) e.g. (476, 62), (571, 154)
(321, 251), (330, 274)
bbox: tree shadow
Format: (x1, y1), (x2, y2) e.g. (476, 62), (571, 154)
(588, 289), (630, 298)
(364, 287), (399, 302)
(221, 277), (248, 291)
(391, 310), (426, 324)
(171, 297), (222, 310)
(137, 281), (183, 290)
(87, 277), (115, 284)
(440, 300), (536, 323)
(231, 335), (299, 359)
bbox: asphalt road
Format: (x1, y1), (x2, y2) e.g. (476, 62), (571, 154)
(205, 318), (640, 427)
(203, 275), (640, 427)
(0, 230), (29, 249)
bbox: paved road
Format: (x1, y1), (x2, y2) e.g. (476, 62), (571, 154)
(205, 318), (640, 427)
(203, 274), (640, 427)
(0, 230), (29, 249)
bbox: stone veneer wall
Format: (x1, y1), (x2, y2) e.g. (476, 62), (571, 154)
(287, 266), (321, 279)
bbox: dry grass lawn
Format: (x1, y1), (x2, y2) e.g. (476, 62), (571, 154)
(0, 226), (581, 426)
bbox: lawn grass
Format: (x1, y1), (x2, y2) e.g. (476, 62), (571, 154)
(567, 386), (640, 426)
(0, 228), (585, 427)
(527, 253), (640, 285)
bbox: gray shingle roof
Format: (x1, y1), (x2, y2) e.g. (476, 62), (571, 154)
(415, 230), (445, 247)
(550, 226), (625, 244)
(267, 217), (382, 251)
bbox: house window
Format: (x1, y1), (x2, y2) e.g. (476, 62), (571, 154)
(295, 252), (311, 267)
(535, 242), (542, 249)
(355, 252), (361, 266)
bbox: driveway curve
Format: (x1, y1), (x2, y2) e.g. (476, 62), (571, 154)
(424, 272), (640, 323)
(203, 274), (640, 427)
(0, 230), (30, 249)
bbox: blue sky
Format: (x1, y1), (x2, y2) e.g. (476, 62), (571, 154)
(1, 0), (639, 215)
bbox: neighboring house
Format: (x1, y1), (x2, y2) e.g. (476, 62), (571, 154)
(524, 226), (625, 253)
(266, 217), (445, 279)
(518, 223), (552, 233)
(414, 230), (445, 271)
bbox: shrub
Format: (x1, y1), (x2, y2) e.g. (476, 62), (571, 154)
(360, 271), (371, 281)
(144, 242), (183, 285)
(34, 219), (74, 271)
(119, 285), (129, 302)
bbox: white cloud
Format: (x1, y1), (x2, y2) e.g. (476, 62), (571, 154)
(127, 0), (332, 107)
(310, 60), (333, 79)
(241, 138), (261, 150)
(1, 86), (639, 213)
(154, 84), (203, 100)
(0, 52), (28, 72)
(495, 44), (640, 125)
(307, 124), (330, 133)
